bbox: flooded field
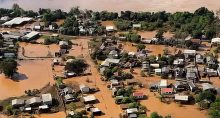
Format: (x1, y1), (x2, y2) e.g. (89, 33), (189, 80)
(138, 31), (174, 39)
(123, 42), (176, 56)
(0, 60), (54, 100)
(19, 42), (59, 57)
(0, 0), (220, 13)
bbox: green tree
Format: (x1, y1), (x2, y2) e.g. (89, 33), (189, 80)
(137, 44), (146, 51)
(65, 59), (88, 74)
(0, 59), (17, 78)
(69, 102), (77, 111)
(150, 112), (163, 118)
(195, 91), (216, 103)
(155, 29), (164, 39)
(209, 98), (220, 118)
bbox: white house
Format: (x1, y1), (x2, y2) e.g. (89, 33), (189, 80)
(83, 95), (97, 103)
(106, 26), (114, 32)
(41, 93), (52, 105)
(126, 108), (138, 114)
(183, 49), (196, 56)
(174, 94), (189, 102)
(202, 83), (215, 91)
(132, 24), (141, 28)
(155, 68), (162, 75)
(12, 99), (24, 107)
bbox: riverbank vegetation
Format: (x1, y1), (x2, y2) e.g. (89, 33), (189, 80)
(1, 4), (219, 39)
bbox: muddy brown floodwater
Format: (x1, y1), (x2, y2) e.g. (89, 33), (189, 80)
(62, 37), (122, 118)
(0, 60), (54, 100)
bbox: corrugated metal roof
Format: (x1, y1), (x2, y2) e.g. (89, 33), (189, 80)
(24, 31), (39, 39)
(3, 17), (32, 26)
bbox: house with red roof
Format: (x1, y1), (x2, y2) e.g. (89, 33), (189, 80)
(132, 92), (144, 99)
(160, 88), (174, 95)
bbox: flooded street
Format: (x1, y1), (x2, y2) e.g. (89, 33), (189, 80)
(64, 38), (122, 118)
(0, 0), (220, 12)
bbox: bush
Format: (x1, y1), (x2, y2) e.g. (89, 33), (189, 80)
(199, 100), (210, 109)
(44, 37), (61, 45)
(209, 98), (220, 118)
(137, 44), (146, 51)
(121, 72), (133, 80)
(195, 91), (216, 103)
(140, 71), (146, 77)
(150, 112), (163, 118)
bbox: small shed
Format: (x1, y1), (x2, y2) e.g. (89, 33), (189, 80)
(106, 26), (114, 32)
(126, 108), (138, 114)
(59, 41), (68, 46)
(132, 24), (141, 28)
(27, 97), (42, 106)
(91, 108), (102, 115)
(64, 94), (75, 101)
(183, 50), (196, 56)
(83, 95), (97, 103)
(174, 94), (189, 102)
(80, 84), (90, 93)
(196, 54), (204, 64)
(150, 64), (160, 68)
(120, 104), (129, 110)
(154, 68), (162, 75)
(4, 53), (15, 58)
(159, 80), (167, 88)
(85, 104), (94, 111)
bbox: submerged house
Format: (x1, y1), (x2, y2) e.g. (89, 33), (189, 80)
(132, 92), (144, 100)
(41, 93), (52, 105)
(12, 99), (25, 108)
(196, 54), (204, 64)
(27, 97), (42, 106)
(101, 58), (120, 67)
(161, 88), (174, 95)
(83, 95), (97, 104)
(202, 83), (215, 91)
(159, 80), (167, 88)
(174, 94), (189, 103)
(106, 26), (115, 32)
(80, 84), (90, 93)
(108, 50), (118, 59)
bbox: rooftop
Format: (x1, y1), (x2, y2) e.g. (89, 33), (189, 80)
(3, 17), (32, 26)
(23, 31), (39, 40)
(41, 93), (52, 103)
(174, 94), (188, 101)
(83, 95), (96, 102)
